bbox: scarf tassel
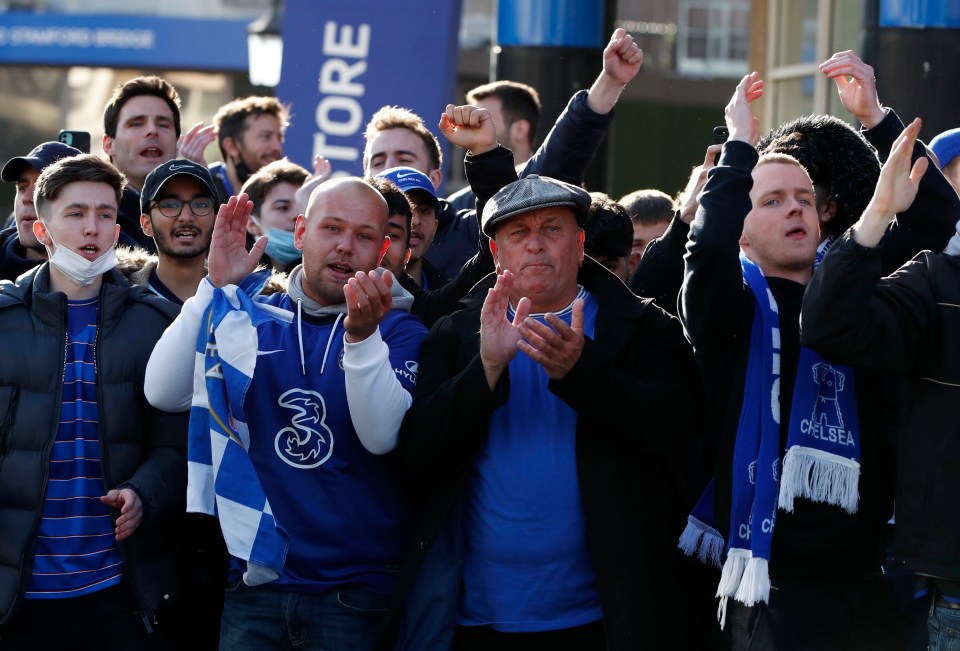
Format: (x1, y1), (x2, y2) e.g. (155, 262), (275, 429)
(734, 556), (770, 607)
(678, 516), (724, 567)
(716, 548), (749, 599)
(716, 548), (749, 629)
(779, 446), (860, 514)
(715, 550), (770, 629)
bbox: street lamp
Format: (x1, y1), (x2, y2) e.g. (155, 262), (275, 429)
(247, 0), (283, 87)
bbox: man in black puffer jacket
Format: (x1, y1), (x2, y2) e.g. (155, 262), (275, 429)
(0, 154), (187, 648)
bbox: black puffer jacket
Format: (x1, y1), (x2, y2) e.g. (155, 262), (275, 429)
(0, 263), (188, 625)
(0, 226), (43, 283)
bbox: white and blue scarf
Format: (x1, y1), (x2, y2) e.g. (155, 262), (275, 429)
(187, 271), (292, 586)
(679, 253), (861, 625)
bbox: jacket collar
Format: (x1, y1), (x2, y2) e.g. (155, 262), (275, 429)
(0, 263), (176, 328)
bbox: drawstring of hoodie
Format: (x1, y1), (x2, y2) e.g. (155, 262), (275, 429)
(295, 298), (343, 377)
(320, 313), (342, 376)
(297, 299), (305, 376)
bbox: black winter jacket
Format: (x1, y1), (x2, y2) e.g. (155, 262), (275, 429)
(383, 258), (703, 650)
(802, 234), (960, 581)
(0, 226), (43, 283)
(0, 264), (187, 625)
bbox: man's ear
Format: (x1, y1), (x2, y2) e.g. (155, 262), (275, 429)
(293, 214), (306, 251)
(819, 195), (839, 224)
(628, 250), (641, 276)
(489, 238), (500, 273)
(222, 136), (240, 162)
(428, 168), (443, 192)
(102, 134), (114, 159)
(140, 213), (154, 237)
(509, 119), (531, 148)
(33, 219), (51, 247)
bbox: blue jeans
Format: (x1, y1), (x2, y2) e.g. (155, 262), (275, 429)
(928, 602), (960, 651)
(219, 581), (389, 651)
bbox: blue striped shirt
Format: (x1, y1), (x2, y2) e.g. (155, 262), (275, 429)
(26, 298), (124, 599)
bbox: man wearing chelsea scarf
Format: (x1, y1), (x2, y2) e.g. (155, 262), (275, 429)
(679, 73), (907, 650)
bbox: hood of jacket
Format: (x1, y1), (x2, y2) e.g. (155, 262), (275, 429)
(286, 264), (414, 316)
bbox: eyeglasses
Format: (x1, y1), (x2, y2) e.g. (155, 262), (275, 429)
(151, 197), (215, 218)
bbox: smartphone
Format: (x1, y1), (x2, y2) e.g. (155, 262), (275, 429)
(59, 129), (91, 154)
(712, 126), (729, 165)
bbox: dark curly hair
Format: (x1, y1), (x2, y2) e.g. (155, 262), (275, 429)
(584, 193), (632, 260)
(757, 114), (880, 239)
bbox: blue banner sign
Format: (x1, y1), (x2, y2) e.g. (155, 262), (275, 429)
(0, 13), (249, 70)
(497, 0), (603, 47)
(275, 0), (463, 185)
(880, 0), (960, 27)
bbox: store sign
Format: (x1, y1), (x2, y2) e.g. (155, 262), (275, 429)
(276, 0), (462, 184)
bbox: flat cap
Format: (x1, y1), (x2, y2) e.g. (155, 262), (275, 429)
(481, 174), (591, 237)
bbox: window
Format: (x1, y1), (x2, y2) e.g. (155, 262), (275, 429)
(677, 0), (750, 77)
(762, 0), (862, 129)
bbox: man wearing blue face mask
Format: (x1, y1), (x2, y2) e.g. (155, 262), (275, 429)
(0, 153), (187, 647)
(241, 159), (310, 273)
(134, 159), (220, 305)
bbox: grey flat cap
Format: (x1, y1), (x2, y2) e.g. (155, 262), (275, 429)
(481, 174), (591, 237)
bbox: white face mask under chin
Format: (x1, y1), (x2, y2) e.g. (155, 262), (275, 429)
(45, 236), (118, 286)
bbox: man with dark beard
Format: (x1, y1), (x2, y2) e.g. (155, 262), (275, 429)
(209, 96), (288, 200)
(129, 159), (219, 305)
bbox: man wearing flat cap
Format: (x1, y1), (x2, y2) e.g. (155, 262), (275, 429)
(384, 175), (703, 650)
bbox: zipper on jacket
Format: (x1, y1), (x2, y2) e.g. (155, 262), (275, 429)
(92, 285), (154, 632)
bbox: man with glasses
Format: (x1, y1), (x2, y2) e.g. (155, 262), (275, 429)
(134, 159), (219, 305)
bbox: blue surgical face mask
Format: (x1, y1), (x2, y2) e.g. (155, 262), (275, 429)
(264, 228), (302, 267)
